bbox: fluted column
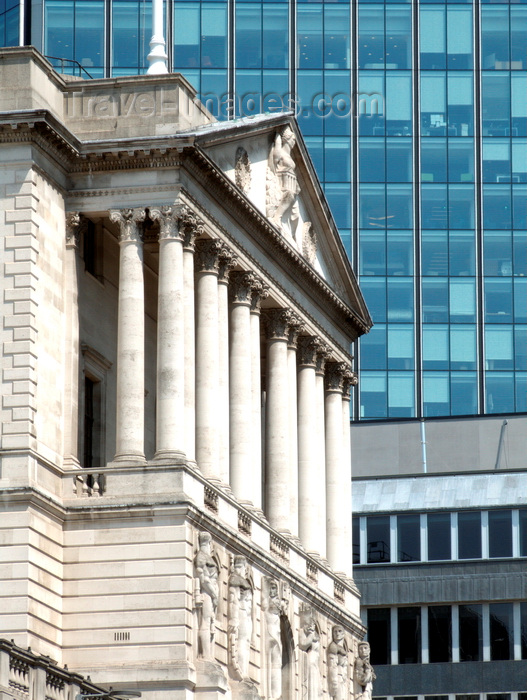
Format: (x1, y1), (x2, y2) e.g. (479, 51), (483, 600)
(181, 210), (200, 462)
(64, 212), (82, 468)
(110, 208), (147, 464)
(249, 280), (268, 508)
(263, 308), (293, 532)
(315, 344), (329, 557)
(297, 336), (320, 552)
(229, 271), (256, 501)
(325, 361), (349, 573)
(150, 205), (185, 461)
(287, 316), (303, 536)
(195, 238), (223, 477)
(218, 247), (238, 482)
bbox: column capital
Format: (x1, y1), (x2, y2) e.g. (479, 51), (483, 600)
(262, 307), (296, 341)
(180, 205), (206, 250)
(342, 369), (358, 399)
(324, 361), (349, 394)
(109, 208), (146, 243)
(230, 270), (257, 303)
(218, 245), (238, 283)
(250, 278), (270, 313)
(287, 314), (304, 348)
(297, 335), (320, 368)
(195, 238), (224, 274)
(65, 211), (86, 249)
(150, 204), (183, 240)
(315, 343), (330, 376)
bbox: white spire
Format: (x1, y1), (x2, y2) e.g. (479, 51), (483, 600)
(147, 0), (168, 75)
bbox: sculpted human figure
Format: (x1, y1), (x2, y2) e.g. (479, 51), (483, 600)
(262, 578), (287, 700)
(228, 555), (253, 680)
(354, 642), (376, 700)
(327, 625), (348, 700)
(298, 608), (321, 700)
(267, 126), (300, 236)
(194, 531), (219, 659)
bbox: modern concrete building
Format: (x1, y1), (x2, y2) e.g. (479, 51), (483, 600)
(0, 46), (372, 700)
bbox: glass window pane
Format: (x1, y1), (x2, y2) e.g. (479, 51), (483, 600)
(353, 516), (360, 564)
(360, 371), (388, 419)
(490, 603), (513, 661)
(428, 513), (451, 560)
(458, 511), (481, 559)
(398, 608), (421, 664)
(429, 606), (452, 662)
(422, 278), (448, 323)
(367, 515), (391, 563)
(420, 7), (445, 69)
(423, 371), (450, 417)
(521, 510), (527, 557)
(368, 608), (391, 665)
(459, 604), (482, 661)
(450, 372), (478, 415)
(521, 602), (527, 659)
(488, 510), (512, 557)
(398, 514), (420, 562)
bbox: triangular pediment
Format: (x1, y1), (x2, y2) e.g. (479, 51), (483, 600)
(192, 115), (371, 333)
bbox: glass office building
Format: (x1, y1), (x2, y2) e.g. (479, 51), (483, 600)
(7, 0), (527, 421)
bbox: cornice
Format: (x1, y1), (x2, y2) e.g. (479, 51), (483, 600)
(177, 189), (353, 362)
(181, 148), (370, 338)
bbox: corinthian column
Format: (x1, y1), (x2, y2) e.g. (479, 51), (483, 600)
(314, 344), (329, 557)
(180, 209), (201, 462)
(109, 208), (147, 464)
(218, 246), (238, 482)
(195, 238), (223, 477)
(250, 279), (268, 508)
(263, 308), (293, 532)
(297, 335), (320, 552)
(325, 361), (349, 573)
(287, 316), (303, 536)
(229, 271), (256, 501)
(150, 205), (185, 461)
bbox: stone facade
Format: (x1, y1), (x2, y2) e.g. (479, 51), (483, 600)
(0, 48), (372, 700)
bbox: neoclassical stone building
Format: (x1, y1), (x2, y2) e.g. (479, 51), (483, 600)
(0, 48), (372, 700)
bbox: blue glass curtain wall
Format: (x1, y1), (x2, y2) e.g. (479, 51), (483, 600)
(37, 0), (527, 420)
(0, 0), (19, 47)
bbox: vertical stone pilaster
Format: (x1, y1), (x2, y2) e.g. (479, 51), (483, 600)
(229, 270), (256, 502)
(194, 238), (223, 478)
(297, 335), (320, 553)
(325, 361), (351, 574)
(249, 279), (268, 509)
(262, 307), (295, 532)
(63, 212), (84, 468)
(150, 205), (186, 461)
(287, 315), (303, 536)
(218, 246), (238, 483)
(109, 207), (147, 464)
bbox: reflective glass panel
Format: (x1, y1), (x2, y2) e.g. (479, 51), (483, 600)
(398, 608), (421, 664)
(429, 606), (452, 662)
(458, 511), (481, 559)
(490, 603), (513, 661)
(397, 514), (420, 562)
(367, 608), (391, 665)
(428, 513), (451, 560)
(459, 604), (482, 661)
(367, 515), (391, 563)
(488, 510), (512, 557)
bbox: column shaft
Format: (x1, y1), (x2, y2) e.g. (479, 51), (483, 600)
(314, 348), (329, 557)
(249, 281), (267, 508)
(110, 208), (146, 463)
(195, 239), (222, 477)
(297, 337), (319, 552)
(341, 374), (355, 575)
(287, 320), (302, 536)
(182, 219), (197, 461)
(325, 362), (349, 574)
(229, 271), (255, 500)
(218, 248), (237, 483)
(264, 309), (292, 532)
(151, 206), (185, 460)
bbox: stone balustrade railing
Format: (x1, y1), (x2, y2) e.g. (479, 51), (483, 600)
(0, 640), (105, 700)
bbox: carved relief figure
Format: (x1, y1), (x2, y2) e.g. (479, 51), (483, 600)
(235, 146), (252, 193)
(327, 625), (348, 700)
(354, 642), (376, 700)
(298, 605), (321, 700)
(266, 126), (300, 237)
(262, 577), (288, 700)
(194, 531), (219, 659)
(228, 555), (254, 680)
